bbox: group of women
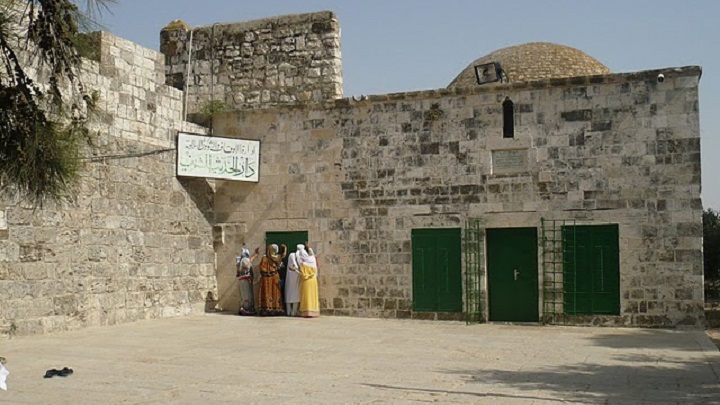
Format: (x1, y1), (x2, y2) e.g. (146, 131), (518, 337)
(235, 243), (320, 318)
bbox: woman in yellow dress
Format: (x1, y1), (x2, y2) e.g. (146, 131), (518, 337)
(296, 243), (320, 318)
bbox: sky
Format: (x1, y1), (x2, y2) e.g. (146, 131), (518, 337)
(93, 0), (720, 209)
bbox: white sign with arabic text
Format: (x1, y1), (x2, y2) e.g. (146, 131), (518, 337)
(176, 132), (260, 182)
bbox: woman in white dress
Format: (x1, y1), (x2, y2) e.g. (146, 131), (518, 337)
(285, 252), (301, 316)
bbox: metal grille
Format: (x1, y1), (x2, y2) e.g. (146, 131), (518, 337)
(464, 219), (484, 324)
(540, 218), (576, 325)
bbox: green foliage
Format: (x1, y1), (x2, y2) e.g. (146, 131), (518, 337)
(0, 0), (112, 206)
(187, 100), (230, 128)
(73, 32), (100, 62)
(200, 100), (229, 115)
(705, 208), (720, 298)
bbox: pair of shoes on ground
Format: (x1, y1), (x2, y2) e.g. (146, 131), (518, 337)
(44, 367), (73, 378)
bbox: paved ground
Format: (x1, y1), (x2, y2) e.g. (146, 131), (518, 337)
(1, 315), (719, 404)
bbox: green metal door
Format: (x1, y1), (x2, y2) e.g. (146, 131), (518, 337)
(563, 224), (619, 315)
(412, 228), (462, 312)
(265, 230), (309, 269)
(486, 227), (539, 322)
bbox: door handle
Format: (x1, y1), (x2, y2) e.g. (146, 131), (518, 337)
(514, 269), (520, 281)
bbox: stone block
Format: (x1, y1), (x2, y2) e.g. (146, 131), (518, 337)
(411, 312), (435, 321)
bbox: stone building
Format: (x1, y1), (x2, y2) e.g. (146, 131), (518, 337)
(164, 12), (702, 327)
(208, 62), (703, 327)
(0, 10), (704, 338)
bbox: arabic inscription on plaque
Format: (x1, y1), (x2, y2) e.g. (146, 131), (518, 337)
(177, 132), (260, 182)
(492, 149), (527, 174)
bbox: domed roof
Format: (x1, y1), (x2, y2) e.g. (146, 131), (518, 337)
(448, 42), (611, 88)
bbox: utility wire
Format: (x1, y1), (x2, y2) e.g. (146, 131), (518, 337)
(82, 147), (176, 162)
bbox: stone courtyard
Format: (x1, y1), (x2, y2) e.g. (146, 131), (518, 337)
(1, 315), (719, 404)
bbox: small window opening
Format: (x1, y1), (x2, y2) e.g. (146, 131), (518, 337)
(502, 98), (514, 138)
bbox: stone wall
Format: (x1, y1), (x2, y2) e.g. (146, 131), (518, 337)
(212, 67), (703, 327)
(0, 32), (216, 338)
(160, 11), (343, 114)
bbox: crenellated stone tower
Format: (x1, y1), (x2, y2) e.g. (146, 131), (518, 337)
(160, 11), (343, 114)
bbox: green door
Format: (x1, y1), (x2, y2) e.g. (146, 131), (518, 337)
(486, 227), (539, 322)
(265, 230), (309, 271)
(412, 228), (462, 312)
(563, 224), (619, 315)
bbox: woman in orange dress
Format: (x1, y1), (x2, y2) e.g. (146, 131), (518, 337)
(256, 244), (286, 316)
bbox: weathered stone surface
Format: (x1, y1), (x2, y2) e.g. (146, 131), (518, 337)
(160, 11), (342, 113)
(213, 67), (703, 327)
(0, 32), (216, 339)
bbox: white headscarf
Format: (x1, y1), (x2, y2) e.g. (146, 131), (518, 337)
(236, 247), (251, 265)
(296, 244), (317, 268)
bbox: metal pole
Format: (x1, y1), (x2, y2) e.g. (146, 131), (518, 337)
(183, 29), (194, 122)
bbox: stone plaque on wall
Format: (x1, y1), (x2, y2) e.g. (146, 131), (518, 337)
(491, 149), (528, 174)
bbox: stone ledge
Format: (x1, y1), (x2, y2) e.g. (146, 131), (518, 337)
(215, 66), (702, 117)
(349, 66), (702, 106)
(191, 10), (338, 33)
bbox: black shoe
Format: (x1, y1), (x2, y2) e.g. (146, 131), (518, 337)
(57, 367), (73, 377)
(44, 369), (59, 378)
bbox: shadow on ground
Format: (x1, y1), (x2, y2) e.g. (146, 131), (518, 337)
(586, 329), (710, 352)
(362, 383), (569, 403)
(442, 360), (719, 404)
